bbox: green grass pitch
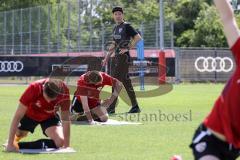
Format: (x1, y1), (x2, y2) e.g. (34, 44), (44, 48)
(1, 83), (238, 160)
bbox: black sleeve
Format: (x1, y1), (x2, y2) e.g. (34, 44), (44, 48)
(126, 24), (138, 38)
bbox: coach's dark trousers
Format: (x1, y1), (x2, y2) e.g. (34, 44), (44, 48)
(109, 52), (138, 110)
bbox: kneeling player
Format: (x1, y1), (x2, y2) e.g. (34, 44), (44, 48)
(5, 78), (71, 152)
(71, 70), (122, 125)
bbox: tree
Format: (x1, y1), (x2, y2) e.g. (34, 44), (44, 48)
(173, 0), (215, 47)
(0, 0), (58, 11)
(176, 4), (227, 47)
(191, 6), (227, 47)
(176, 30), (195, 47)
(174, 0), (204, 39)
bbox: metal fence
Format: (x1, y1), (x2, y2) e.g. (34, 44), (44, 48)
(0, 1), (235, 83)
(0, 0), (173, 55)
(175, 48), (235, 82)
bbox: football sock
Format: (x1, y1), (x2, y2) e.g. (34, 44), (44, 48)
(18, 139), (57, 149)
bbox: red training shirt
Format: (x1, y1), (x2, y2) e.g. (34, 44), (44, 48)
(204, 38), (240, 148)
(19, 79), (70, 122)
(75, 72), (117, 108)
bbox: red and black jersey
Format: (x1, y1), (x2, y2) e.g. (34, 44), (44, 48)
(204, 37), (240, 148)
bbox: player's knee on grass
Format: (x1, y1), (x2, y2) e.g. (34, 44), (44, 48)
(45, 126), (64, 148)
(99, 114), (108, 122)
(52, 136), (64, 148)
(199, 155), (220, 160)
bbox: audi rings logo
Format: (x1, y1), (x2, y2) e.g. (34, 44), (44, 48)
(0, 61), (24, 72)
(194, 57), (234, 73)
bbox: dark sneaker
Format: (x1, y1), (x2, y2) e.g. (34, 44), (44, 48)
(128, 105), (141, 113)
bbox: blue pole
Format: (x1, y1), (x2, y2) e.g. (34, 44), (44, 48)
(136, 39), (145, 91)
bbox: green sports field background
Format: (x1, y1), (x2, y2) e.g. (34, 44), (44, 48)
(1, 84), (238, 160)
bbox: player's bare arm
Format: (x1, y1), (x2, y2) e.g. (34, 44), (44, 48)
(102, 42), (116, 66)
(80, 95), (96, 124)
(6, 103), (27, 152)
(131, 34), (142, 47)
(60, 110), (71, 148)
(102, 80), (123, 108)
(214, 0), (240, 48)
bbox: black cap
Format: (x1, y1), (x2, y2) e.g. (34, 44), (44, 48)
(112, 6), (123, 14)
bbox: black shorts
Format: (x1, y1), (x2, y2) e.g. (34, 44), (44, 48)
(71, 96), (100, 114)
(190, 124), (240, 160)
(71, 96), (84, 114)
(18, 115), (61, 137)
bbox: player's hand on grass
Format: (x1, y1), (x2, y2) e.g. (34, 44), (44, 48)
(60, 146), (70, 149)
(5, 143), (19, 152)
(89, 120), (101, 125)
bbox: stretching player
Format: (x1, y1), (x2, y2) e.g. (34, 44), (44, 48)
(71, 70), (122, 124)
(190, 0), (240, 160)
(5, 78), (70, 152)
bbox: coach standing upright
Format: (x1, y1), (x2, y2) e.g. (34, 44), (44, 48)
(102, 6), (142, 114)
